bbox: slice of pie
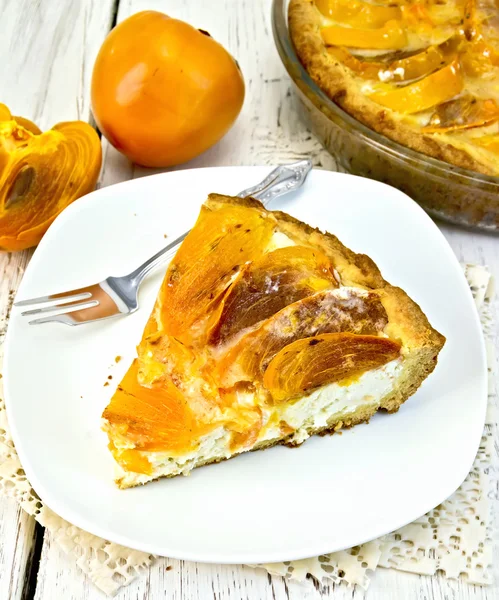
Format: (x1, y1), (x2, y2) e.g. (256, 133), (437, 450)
(102, 194), (445, 488)
(289, 0), (499, 175)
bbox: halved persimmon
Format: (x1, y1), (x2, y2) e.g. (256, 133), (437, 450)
(216, 288), (389, 387)
(263, 332), (401, 402)
(158, 202), (274, 343)
(0, 104), (10, 121)
(208, 245), (337, 345)
(0, 119), (101, 251)
(0, 103), (41, 134)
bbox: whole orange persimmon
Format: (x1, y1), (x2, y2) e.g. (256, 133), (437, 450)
(91, 11), (245, 167)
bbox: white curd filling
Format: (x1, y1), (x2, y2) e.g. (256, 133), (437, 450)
(120, 358), (403, 484)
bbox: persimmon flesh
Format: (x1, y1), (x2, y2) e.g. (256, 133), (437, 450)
(0, 103), (41, 135)
(0, 116), (101, 252)
(91, 11), (245, 167)
(263, 333), (401, 402)
(423, 96), (499, 133)
(208, 245), (337, 345)
(216, 289), (389, 387)
(369, 58), (463, 114)
(158, 203), (274, 343)
(103, 360), (209, 455)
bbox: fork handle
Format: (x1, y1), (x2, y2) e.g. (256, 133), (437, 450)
(127, 160), (313, 285)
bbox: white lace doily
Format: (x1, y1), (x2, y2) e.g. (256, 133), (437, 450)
(0, 264), (495, 596)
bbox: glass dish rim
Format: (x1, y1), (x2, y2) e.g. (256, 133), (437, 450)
(271, 0), (499, 189)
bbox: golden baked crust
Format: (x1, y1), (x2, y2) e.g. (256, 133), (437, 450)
(105, 193), (445, 488)
(289, 0), (499, 176)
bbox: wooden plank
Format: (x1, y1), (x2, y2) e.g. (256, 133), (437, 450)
(368, 567), (499, 600)
(0, 0), (116, 125)
(0, 500), (43, 600)
(0, 252), (32, 343)
(0, 0), (117, 598)
(34, 548), (359, 600)
(0, 251), (36, 600)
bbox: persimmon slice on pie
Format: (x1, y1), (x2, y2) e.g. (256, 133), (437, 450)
(102, 194), (445, 488)
(289, 0), (499, 175)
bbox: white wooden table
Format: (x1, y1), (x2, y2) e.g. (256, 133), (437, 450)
(0, 1), (498, 598)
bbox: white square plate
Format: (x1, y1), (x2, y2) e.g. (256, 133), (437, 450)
(4, 167), (487, 564)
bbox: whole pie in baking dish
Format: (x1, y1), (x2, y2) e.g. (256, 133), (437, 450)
(289, 0), (499, 175)
(102, 194), (445, 488)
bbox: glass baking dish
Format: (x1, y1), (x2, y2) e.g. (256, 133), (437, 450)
(272, 0), (499, 231)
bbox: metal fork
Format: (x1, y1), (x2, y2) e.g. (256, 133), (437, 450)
(15, 160), (313, 326)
